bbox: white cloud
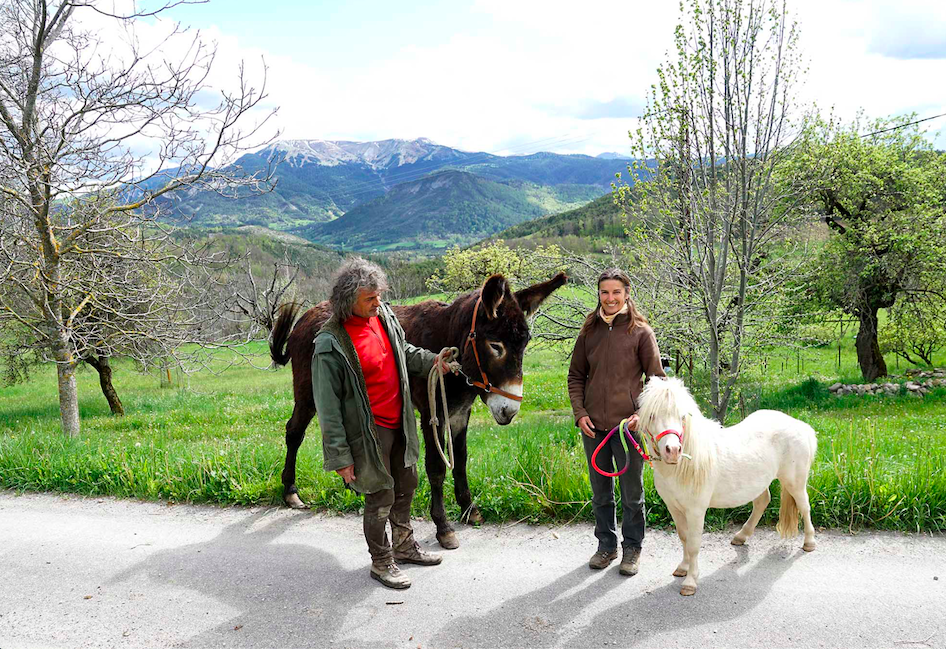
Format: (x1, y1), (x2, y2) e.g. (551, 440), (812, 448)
(866, 0), (946, 60)
(82, 0), (946, 156)
(796, 0), (946, 145)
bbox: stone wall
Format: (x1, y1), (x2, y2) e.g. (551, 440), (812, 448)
(827, 369), (946, 397)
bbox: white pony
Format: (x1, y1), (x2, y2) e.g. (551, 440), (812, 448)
(637, 377), (818, 596)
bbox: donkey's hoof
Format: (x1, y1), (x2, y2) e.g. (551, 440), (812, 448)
(731, 536), (746, 546)
(673, 568), (688, 578)
(802, 542), (816, 552)
(680, 584), (697, 596)
(464, 508), (485, 526)
(437, 531), (460, 550)
(284, 493), (308, 510)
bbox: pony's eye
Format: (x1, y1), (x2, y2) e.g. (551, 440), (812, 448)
(488, 342), (505, 357)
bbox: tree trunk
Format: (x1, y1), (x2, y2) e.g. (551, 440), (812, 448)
(855, 307), (887, 381)
(55, 347), (81, 437)
(709, 319), (723, 421)
(85, 355), (125, 416)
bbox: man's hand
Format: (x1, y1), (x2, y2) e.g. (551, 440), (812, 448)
(577, 416), (596, 438)
(437, 356), (455, 374)
(336, 465), (356, 483)
(626, 414), (640, 431)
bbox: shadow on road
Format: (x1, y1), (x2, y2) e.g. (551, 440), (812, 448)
(109, 509), (378, 649)
(428, 560), (624, 648)
(431, 543), (804, 648)
(566, 544), (803, 647)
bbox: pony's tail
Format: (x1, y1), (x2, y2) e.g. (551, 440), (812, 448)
(776, 489), (799, 539)
(270, 302), (302, 367)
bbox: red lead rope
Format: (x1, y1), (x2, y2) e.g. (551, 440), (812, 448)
(591, 419), (653, 476)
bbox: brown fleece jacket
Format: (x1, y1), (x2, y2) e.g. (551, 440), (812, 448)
(567, 312), (666, 432)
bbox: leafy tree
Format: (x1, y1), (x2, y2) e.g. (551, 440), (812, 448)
(0, 1), (273, 435)
(426, 240), (566, 294)
(615, 0), (807, 420)
(879, 293), (946, 367)
(790, 114), (946, 380)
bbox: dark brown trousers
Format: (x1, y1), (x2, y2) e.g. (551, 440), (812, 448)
(363, 424), (419, 565)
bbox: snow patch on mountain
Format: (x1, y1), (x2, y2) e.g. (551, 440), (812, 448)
(263, 137), (466, 170)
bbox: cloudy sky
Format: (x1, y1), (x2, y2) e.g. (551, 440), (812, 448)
(134, 0), (946, 156)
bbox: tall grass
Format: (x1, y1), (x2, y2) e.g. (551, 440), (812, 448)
(1, 344), (944, 532)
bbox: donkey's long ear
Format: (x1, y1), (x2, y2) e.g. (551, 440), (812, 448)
(514, 272), (567, 318)
(480, 274), (509, 319)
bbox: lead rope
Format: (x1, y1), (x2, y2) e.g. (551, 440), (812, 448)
(427, 347), (462, 469)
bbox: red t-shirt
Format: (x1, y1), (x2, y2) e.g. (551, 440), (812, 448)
(344, 315), (403, 429)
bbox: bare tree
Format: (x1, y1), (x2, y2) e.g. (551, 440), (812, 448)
(0, 0), (275, 435)
(518, 245), (627, 346)
(428, 238), (625, 347)
(615, 0), (807, 420)
(231, 252), (304, 333)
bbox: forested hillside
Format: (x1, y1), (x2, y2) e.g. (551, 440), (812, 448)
(491, 192), (626, 252)
(297, 170), (601, 251)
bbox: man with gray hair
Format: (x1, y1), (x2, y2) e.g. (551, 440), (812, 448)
(312, 257), (447, 589)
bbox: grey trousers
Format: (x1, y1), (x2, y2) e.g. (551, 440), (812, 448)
(581, 427), (645, 551)
(363, 424), (419, 566)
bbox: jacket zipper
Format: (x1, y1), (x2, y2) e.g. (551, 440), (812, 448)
(604, 320), (612, 428)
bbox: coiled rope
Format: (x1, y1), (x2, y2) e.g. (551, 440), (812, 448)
(427, 347), (462, 469)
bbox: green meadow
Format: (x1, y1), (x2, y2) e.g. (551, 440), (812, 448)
(1, 336), (944, 533)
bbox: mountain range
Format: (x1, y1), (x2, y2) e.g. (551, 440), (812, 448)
(164, 137), (637, 251)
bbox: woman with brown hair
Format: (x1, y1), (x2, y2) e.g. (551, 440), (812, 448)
(567, 268), (666, 575)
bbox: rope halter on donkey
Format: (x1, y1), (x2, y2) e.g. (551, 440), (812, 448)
(461, 296), (524, 403)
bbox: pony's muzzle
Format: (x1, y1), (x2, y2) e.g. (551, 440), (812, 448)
(662, 443), (683, 464)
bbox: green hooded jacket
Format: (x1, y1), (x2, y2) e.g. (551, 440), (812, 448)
(312, 302), (437, 494)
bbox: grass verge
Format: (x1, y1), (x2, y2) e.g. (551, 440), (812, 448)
(1, 346), (944, 533)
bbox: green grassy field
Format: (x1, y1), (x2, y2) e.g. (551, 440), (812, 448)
(1, 336), (944, 533)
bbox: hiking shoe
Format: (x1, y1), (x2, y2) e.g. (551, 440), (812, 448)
(394, 542), (443, 566)
(588, 548), (618, 570)
(619, 547), (641, 576)
(370, 562), (411, 589)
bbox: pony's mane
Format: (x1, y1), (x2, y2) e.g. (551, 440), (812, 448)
(638, 377), (718, 489)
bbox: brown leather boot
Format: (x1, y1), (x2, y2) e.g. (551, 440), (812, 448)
(370, 561), (411, 589)
(619, 547), (641, 576)
(588, 548), (618, 570)
(394, 541), (443, 566)
(392, 526), (443, 566)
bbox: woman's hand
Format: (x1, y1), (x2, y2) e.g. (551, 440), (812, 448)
(626, 414), (640, 431)
(577, 416), (596, 438)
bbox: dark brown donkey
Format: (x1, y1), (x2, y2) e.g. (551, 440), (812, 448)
(269, 272), (566, 549)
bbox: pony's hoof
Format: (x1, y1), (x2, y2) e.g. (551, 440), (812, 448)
(284, 493), (308, 510)
(802, 542), (816, 552)
(437, 531), (460, 550)
(464, 509), (485, 526)
(673, 568), (688, 578)
(680, 584), (697, 596)
(731, 536), (746, 546)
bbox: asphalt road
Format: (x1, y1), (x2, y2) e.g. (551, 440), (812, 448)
(1, 492), (943, 649)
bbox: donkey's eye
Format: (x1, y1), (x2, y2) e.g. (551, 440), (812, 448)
(488, 342), (505, 357)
